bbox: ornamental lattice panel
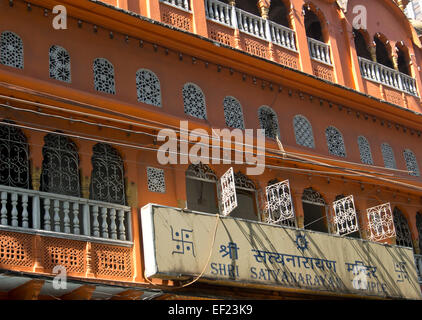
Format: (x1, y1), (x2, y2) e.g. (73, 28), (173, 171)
(258, 106), (280, 139)
(332, 195), (359, 236)
(265, 180), (295, 225)
(223, 96), (245, 129)
(93, 58), (116, 95)
(49, 45), (71, 83)
(325, 126), (346, 158)
(136, 69), (162, 107)
(293, 115), (315, 149)
(92, 243), (133, 280)
(0, 31), (23, 69)
(182, 83), (207, 120)
(366, 203), (396, 242)
(0, 231), (33, 269)
(357, 136), (374, 165)
(42, 237), (86, 275)
(219, 167), (237, 217)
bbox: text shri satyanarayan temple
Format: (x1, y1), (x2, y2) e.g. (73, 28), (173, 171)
(0, 0), (421, 300)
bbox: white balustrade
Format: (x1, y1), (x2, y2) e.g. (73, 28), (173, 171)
(269, 21), (296, 51)
(236, 7), (268, 40)
(308, 37), (332, 65)
(359, 57), (419, 96)
(0, 185), (132, 242)
(160, 0), (190, 12)
(204, 0), (234, 28)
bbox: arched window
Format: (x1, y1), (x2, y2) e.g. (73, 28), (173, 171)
(136, 69), (161, 107)
(293, 115), (315, 148)
(0, 31), (23, 69)
(40, 133), (80, 197)
(303, 6), (324, 42)
(268, 1), (290, 28)
(353, 29), (372, 60)
(230, 171), (259, 222)
(185, 163), (218, 214)
(381, 143), (396, 169)
(374, 35), (393, 69)
(357, 136), (374, 165)
(90, 143), (126, 205)
(416, 213), (422, 253)
(325, 126), (346, 158)
(302, 187), (328, 233)
(49, 45), (71, 83)
(258, 106), (280, 139)
(403, 149), (420, 177)
(223, 96), (245, 129)
(0, 121), (31, 189)
(93, 58), (116, 94)
(396, 45), (410, 76)
(393, 207), (413, 248)
(182, 83), (207, 120)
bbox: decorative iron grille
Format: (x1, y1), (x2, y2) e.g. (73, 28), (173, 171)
(49, 45), (71, 83)
(219, 167), (237, 217)
(293, 115), (315, 149)
(0, 122), (31, 189)
(93, 58), (116, 94)
(332, 195), (359, 236)
(0, 31), (23, 69)
(393, 207), (413, 248)
(381, 143), (396, 169)
(136, 69), (162, 107)
(182, 83), (207, 119)
(40, 133), (81, 197)
(258, 106), (279, 139)
(90, 143), (126, 205)
(223, 96), (245, 129)
(265, 179), (295, 225)
(325, 126), (346, 158)
(366, 203), (396, 242)
(357, 136), (374, 165)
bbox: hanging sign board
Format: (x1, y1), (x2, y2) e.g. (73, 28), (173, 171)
(141, 204), (422, 300)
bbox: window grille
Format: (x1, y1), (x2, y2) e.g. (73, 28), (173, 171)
(183, 83), (207, 119)
(40, 133), (80, 197)
(393, 207), (413, 248)
(49, 45), (71, 83)
(0, 121), (31, 189)
(147, 167), (166, 193)
(332, 195), (359, 236)
(0, 31), (23, 69)
(293, 115), (315, 148)
(219, 167), (237, 217)
(90, 143), (126, 205)
(403, 149), (420, 177)
(357, 136), (374, 165)
(258, 106), (280, 139)
(93, 58), (116, 94)
(265, 179), (294, 225)
(223, 96), (245, 129)
(325, 126), (346, 157)
(136, 69), (162, 107)
(366, 203), (396, 242)
(381, 143), (396, 169)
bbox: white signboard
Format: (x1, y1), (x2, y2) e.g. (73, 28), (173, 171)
(141, 204), (422, 300)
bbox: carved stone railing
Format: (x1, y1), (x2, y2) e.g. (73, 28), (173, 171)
(415, 254), (422, 284)
(308, 37), (332, 65)
(160, 0), (191, 12)
(204, 0), (235, 28)
(269, 20), (296, 51)
(358, 57), (419, 96)
(235, 7), (268, 40)
(0, 185), (132, 243)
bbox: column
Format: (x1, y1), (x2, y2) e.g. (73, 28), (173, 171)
(191, 0), (208, 37)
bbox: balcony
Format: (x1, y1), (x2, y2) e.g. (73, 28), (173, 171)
(308, 37), (332, 65)
(359, 57), (418, 97)
(0, 185), (134, 282)
(141, 203), (422, 300)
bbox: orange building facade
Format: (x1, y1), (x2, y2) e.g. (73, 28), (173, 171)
(0, 0), (422, 300)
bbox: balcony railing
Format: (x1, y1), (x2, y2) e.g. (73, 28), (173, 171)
(308, 37), (332, 65)
(0, 185), (132, 243)
(415, 254), (422, 284)
(359, 57), (418, 96)
(204, 0), (297, 52)
(204, 0), (235, 28)
(160, 0), (191, 12)
(269, 20), (296, 51)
